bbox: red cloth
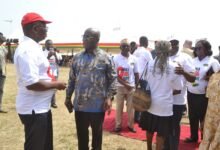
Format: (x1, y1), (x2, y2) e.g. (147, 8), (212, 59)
(103, 109), (200, 150)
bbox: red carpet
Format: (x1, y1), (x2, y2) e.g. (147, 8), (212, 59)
(103, 109), (200, 150)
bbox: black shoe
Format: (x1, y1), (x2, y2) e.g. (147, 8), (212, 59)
(134, 119), (140, 123)
(114, 128), (122, 133)
(51, 103), (58, 108)
(184, 137), (197, 143)
(0, 110), (8, 113)
(128, 127), (136, 133)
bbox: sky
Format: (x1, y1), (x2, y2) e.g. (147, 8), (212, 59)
(1, 0), (220, 53)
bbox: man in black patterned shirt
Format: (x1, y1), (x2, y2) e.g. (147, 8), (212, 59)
(65, 28), (117, 150)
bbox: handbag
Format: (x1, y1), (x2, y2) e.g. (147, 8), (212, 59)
(132, 63), (151, 112)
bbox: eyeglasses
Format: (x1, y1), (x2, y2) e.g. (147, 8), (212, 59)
(39, 25), (48, 31)
(34, 23), (48, 31)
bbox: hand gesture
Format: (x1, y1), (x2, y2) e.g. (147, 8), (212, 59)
(175, 64), (184, 75)
(65, 99), (73, 113)
(103, 98), (112, 115)
(56, 82), (67, 90)
(48, 49), (56, 58)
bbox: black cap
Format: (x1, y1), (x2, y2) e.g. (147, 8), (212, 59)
(170, 39), (179, 45)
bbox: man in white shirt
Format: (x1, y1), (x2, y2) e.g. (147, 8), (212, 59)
(133, 36), (153, 77)
(181, 40), (194, 58)
(163, 39), (196, 150)
(133, 36), (153, 122)
(14, 12), (66, 150)
(113, 39), (139, 133)
(43, 39), (60, 108)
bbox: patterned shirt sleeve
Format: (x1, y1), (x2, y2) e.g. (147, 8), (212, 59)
(66, 57), (76, 99)
(106, 55), (117, 98)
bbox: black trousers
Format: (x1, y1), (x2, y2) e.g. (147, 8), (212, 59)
(164, 105), (186, 150)
(0, 75), (6, 110)
(19, 110), (53, 150)
(75, 111), (105, 150)
(187, 91), (208, 140)
(51, 93), (56, 105)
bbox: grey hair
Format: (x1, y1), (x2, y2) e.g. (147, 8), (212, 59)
(153, 40), (171, 76)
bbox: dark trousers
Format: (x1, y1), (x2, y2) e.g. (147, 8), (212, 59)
(51, 76), (58, 105)
(51, 93), (56, 105)
(75, 111), (105, 150)
(187, 91), (208, 140)
(19, 110), (53, 150)
(164, 105), (186, 150)
(0, 75), (6, 110)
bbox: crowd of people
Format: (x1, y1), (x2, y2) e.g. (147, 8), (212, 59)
(1, 12), (220, 150)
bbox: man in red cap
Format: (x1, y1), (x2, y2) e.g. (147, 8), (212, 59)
(14, 12), (66, 150)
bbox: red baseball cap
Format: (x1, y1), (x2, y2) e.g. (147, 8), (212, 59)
(21, 12), (52, 26)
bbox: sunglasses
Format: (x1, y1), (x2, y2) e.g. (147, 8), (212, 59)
(121, 44), (130, 49)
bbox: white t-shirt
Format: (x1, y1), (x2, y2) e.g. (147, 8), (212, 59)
(113, 54), (138, 87)
(187, 56), (220, 94)
(145, 59), (183, 116)
(56, 52), (62, 62)
(133, 46), (153, 76)
(170, 52), (195, 105)
(14, 36), (55, 114)
(43, 50), (59, 77)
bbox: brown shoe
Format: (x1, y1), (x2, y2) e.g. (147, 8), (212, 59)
(51, 103), (58, 108)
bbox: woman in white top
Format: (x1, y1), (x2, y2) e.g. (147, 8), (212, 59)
(139, 41), (183, 150)
(185, 40), (220, 143)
